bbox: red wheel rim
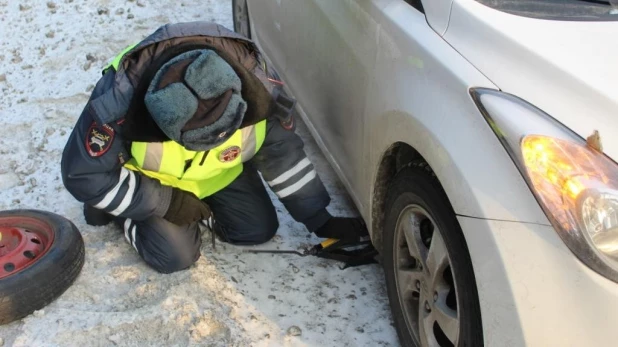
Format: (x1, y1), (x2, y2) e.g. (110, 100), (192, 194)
(0, 216), (55, 279)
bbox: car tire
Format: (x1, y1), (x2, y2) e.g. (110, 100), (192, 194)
(0, 210), (85, 325)
(383, 165), (483, 346)
(232, 0), (251, 39)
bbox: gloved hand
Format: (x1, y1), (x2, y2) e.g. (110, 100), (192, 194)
(314, 217), (369, 244)
(163, 189), (212, 226)
(83, 204), (114, 226)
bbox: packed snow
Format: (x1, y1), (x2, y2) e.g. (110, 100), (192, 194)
(0, 0), (398, 346)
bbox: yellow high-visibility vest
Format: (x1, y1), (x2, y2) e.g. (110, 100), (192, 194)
(124, 121), (266, 198)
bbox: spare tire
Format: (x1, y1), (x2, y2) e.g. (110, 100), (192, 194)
(0, 210), (85, 325)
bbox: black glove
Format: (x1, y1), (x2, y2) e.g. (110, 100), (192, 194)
(83, 204), (114, 226)
(314, 217), (369, 243)
(163, 189), (212, 226)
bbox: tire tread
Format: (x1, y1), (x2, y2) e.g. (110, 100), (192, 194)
(382, 167), (483, 347)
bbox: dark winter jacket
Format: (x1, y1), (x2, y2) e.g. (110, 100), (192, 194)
(61, 21), (275, 221)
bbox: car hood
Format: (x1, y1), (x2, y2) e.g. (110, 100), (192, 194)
(444, 0), (618, 160)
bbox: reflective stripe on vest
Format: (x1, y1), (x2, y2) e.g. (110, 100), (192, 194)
(124, 120), (267, 199)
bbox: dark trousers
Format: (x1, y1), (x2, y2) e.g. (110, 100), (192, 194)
(204, 162), (279, 244)
(120, 164), (279, 273)
(119, 118), (331, 273)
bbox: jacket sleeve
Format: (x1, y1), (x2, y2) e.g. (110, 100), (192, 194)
(61, 72), (173, 221)
(251, 117), (332, 232)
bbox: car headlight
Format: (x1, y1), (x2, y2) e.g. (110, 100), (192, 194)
(471, 88), (618, 283)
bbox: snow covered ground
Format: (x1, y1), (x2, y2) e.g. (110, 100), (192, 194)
(0, 0), (398, 346)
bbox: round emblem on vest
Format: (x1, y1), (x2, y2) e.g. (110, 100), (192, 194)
(218, 146), (241, 162)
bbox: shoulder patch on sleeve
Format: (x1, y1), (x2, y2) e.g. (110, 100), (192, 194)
(85, 122), (115, 157)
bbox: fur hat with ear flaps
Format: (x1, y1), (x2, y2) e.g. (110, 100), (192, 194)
(144, 49), (247, 151)
(88, 23), (275, 146)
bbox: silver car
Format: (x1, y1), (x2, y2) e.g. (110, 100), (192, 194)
(234, 0), (618, 346)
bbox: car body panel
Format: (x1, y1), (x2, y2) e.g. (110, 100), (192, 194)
(246, 0), (286, 70)
(274, 0), (378, 204)
(250, 0), (549, 226)
(422, 0), (454, 35)
(246, 1), (618, 345)
(250, 0), (384, 212)
(459, 216), (618, 346)
(363, 1), (549, 226)
(445, 0), (618, 162)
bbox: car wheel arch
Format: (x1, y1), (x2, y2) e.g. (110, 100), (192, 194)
(370, 142), (464, 254)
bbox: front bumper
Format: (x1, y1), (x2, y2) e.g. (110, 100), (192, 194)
(458, 216), (618, 346)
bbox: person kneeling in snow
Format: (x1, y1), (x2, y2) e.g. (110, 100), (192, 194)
(60, 22), (367, 274)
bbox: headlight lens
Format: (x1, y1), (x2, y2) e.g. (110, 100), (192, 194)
(472, 88), (618, 282)
(522, 135), (618, 270)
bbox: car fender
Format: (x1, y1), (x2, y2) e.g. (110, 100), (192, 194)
(422, 0), (454, 35)
(367, 103), (549, 230)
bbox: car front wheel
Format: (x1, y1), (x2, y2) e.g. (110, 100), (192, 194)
(383, 165), (483, 346)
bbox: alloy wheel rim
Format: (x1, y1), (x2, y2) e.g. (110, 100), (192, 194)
(393, 205), (460, 346)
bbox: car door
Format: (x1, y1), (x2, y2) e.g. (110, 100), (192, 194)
(273, 0), (383, 208)
(249, 0), (452, 209)
(248, 0), (288, 74)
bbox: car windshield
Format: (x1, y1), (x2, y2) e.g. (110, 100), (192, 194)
(475, 0), (618, 20)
